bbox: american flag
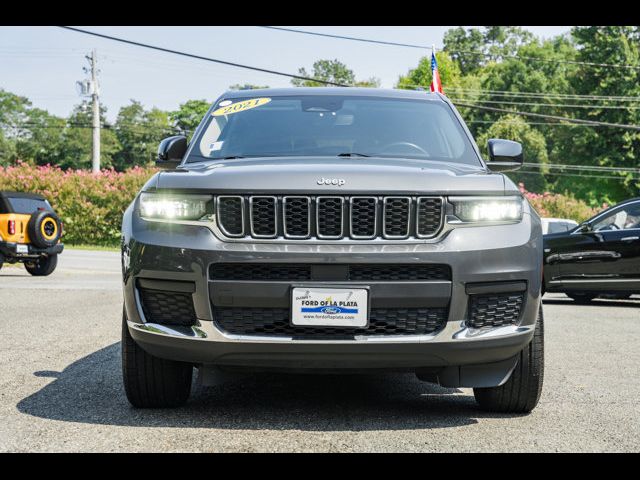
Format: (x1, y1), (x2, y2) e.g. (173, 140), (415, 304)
(430, 46), (443, 94)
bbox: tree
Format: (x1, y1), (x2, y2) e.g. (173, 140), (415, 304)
(113, 100), (172, 169)
(476, 115), (549, 192)
(228, 83), (269, 90)
(170, 99), (210, 138)
(291, 59), (356, 87)
(396, 50), (466, 91)
(57, 102), (120, 170)
(0, 89), (31, 165)
(444, 26), (535, 75)
(14, 108), (66, 167)
(559, 26), (640, 202)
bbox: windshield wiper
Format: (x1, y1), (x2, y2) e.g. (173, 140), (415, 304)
(337, 152), (371, 157)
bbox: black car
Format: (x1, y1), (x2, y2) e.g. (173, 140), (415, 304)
(543, 197), (640, 302)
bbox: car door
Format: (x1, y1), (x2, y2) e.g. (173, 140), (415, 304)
(555, 201), (640, 291)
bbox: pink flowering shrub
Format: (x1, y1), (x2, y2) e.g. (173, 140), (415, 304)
(519, 183), (602, 223)
(0, 162), (157, 246)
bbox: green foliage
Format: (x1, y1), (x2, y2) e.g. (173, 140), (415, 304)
(228, 83), (270, 90)
(477, 115), (549, 191)
(396, 50), (465, 91)
(292, 59), (356, 86)
(444, 26), (535, 75)
(113, 100), (172, 169)
(56, 102), (121, 170)
(291, 59), (380, 87)
(169, 99), (210, 138)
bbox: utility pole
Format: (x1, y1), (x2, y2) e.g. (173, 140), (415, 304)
(88, 49), (101, 173)
(77, 50), (100, 172)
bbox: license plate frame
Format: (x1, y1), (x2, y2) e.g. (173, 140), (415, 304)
(290, 285), (370, 328)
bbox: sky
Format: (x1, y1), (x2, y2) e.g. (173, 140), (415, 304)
(0, 26), (572, 122)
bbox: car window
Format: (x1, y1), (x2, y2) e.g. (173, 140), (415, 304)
(593, 203), (640, 231)
(5, 197), (53, 214)
(548, 222), (569, 234)
(191, 95), (480, 166)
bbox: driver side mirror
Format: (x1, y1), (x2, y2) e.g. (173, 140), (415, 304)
(579, 222), (593, 233)
(486, 139), (523, 172)
(156, 135), (188, 169)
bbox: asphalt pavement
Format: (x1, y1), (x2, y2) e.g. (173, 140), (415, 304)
(0, 249), (638, 452)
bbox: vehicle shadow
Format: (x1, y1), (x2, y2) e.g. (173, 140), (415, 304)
(16, 343), (527, 431)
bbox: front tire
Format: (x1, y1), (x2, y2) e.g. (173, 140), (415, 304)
(121, 309), (193, 408)
(24, 254), (58, 276)
(474, 304), (544, 413)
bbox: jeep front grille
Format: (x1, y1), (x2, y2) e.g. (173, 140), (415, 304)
(215, 195), (444, 241)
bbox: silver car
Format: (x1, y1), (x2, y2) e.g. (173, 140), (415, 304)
(121, 88), (544, 412)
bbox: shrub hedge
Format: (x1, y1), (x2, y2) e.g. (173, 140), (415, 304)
(0, 162), (157, 246)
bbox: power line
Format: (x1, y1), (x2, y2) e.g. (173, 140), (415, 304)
(523, 162), (640, 174)
(517, 170), (638, 181)
(446, 87), (640, 102)
(258, 26), (640, 71)
(453, 102), (640, 131)
(57, 26), (349, 87)
(449, 97), (640, 110)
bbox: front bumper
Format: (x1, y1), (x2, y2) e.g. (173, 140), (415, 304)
(121, 203), (542, 387)
(0, 241), (64, 260)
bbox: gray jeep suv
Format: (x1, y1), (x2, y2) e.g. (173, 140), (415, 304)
(121, 88), (544, 413)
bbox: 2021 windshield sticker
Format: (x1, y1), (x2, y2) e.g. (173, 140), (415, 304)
(212, 98), (271, 117)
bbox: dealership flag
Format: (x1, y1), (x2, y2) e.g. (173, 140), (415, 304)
(430, 45), (443, 94)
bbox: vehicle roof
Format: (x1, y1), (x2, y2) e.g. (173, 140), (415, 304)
(542, 217), (578, 223)
(614, 197), (640, 206)
(221, 87), (446, 101)
(0, 191), (46, 201)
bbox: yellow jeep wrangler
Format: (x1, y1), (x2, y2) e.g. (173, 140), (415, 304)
(0, 191), (64, 276)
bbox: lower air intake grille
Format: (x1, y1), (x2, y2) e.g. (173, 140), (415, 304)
(468, 293), (524, 328)
(214, 307), (448, 337)
(138, 288), (196, 326)
(210, 263), (451, 281)
(211, 264), (312, 281)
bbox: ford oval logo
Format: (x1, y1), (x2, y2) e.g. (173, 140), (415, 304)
(321, 306), (340, 314)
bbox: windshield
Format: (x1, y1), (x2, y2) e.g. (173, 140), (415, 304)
(188, 95), (480, 165)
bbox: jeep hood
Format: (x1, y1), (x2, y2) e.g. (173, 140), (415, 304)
(154, 157), (510, 195)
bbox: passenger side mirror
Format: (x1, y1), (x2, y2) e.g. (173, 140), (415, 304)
(486, 139), (523, 172)
(579, 222), (592, 233)
(156, 135), (188, 169)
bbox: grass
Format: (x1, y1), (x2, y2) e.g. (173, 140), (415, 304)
(65, 244), (120, 252)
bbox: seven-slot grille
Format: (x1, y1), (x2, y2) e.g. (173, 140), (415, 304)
(215, 195), (443, 240)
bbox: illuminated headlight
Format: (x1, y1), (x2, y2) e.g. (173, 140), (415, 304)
(139, 192), (213, 221)
(450, 196), (523, 223)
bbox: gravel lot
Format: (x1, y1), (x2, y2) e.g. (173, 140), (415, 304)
(1, 249), (639, 452)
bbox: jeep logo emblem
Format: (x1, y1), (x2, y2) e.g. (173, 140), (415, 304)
(317, 178), (345, 186)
